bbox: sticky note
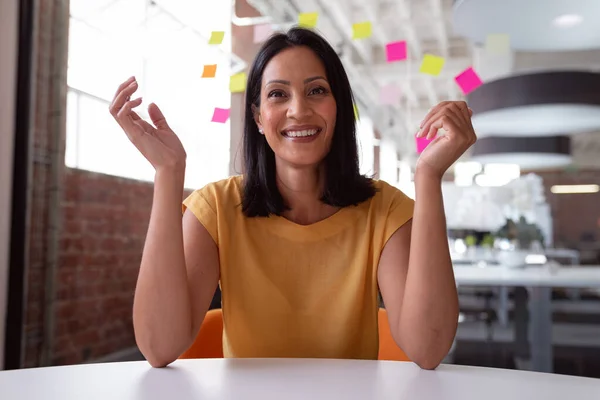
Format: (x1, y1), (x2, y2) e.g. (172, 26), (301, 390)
(485, 33), (510, 54)
(352, 22), (372, 39)
(379, 84), (401, 105)
(208, 31), (225, 45)
(386, 41), (407, 62)
(201, 64), (217, 78)
(298, 12), (318, 28)
(229, 73), (247, 93)
(455, 67), (483, 95)
(354, 104), (359, 120)
(419, 54), (445, 76)
(416, 136), (433, 153)
(211, 107), (230, 123)
(254, 24), (273, 43)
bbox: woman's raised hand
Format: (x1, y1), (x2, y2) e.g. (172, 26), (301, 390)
(109, 76), (187, 172)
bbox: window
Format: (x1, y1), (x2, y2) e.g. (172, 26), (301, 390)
(66, 0), (234, 189)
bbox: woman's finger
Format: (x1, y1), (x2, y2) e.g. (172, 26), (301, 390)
(131, 111), (157, 135)
(424, 114), (461, 140)
(148, 103), (171, 130)
(109, 80), (139, 117)
(116, 97), (144, 138)
(113, 76), (135, 99)
(419, 101), (449, 128)
(420, 106), (462, 139)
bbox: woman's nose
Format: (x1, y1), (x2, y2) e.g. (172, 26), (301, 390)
(287, 95), (312, 119)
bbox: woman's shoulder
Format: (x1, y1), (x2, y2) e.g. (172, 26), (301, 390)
(188, 175), (243, 208)
(369, 179), (413, 208)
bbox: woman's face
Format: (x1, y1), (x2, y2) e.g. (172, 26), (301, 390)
(255, 46), (337, 168)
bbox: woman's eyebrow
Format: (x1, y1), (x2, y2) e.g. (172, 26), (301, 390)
(265, 76), (327, 86)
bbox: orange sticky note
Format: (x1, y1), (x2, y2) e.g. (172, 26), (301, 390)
(202, 64), (217, 78)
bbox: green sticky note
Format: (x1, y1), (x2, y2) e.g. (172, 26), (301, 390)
(419, 54), (445, 76)
(298, 12), (319, 28)
(208, 31), (225, 45)
(352, 22), (372, 39)
(229, 73), (247, 93)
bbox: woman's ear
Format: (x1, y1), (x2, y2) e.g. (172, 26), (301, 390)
(252, 104), (264, 134)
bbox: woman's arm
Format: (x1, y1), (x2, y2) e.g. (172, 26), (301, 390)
(378, 100), (476, 369)
(378, 170), (458, 370)
(133, 168), (220, 367)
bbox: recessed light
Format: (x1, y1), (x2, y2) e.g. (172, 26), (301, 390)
(550, 184), (599, 194)
(553, 14), (583, 28)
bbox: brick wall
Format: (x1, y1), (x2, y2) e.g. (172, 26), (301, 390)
(51, 169), (151, 364)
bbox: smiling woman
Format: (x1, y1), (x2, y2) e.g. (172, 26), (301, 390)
(242, 28), (375, 218)
(112, 27), (477, 369)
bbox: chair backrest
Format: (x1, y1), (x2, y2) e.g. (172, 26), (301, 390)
(377, 308), (410, 361)
(179, 307), (409, 361)
(179, 308), (224, 359)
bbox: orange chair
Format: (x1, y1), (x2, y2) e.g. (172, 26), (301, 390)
(179, 308), (224, 359)
(179, 307), (409, 361)
(377, 308), (410, 361)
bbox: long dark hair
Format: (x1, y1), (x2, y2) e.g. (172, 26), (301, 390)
(241, 27), (376, 217)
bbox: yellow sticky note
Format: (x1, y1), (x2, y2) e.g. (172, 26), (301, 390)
(485, 33), (510, 55)
(229, 73), (247, 93)
(298, 12), (319, 28)
(419, 54), (445, 76)
(208, 31), (225, 45)
(352, 22), (372, 39)
(202, 64), (217, 78)
(354, 104), (359, 120)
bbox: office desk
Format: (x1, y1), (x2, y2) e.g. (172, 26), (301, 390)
(2, 358), (599, 400)
(454, 265), (600, 373)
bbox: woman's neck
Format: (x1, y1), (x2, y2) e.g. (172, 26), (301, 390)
(275, 163), (339, 225)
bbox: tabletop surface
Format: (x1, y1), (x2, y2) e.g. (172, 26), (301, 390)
(453, 265), (600, 287)
(2, 358), (600, 400)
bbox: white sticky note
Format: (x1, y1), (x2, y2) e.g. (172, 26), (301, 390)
(485, 34), (510, 54)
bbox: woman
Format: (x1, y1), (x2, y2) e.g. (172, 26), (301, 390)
(108, 27), (476, 369)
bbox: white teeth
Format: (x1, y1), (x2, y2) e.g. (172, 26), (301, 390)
(284, 129), (319, 137)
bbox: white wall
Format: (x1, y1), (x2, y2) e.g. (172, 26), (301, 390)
(0, 0), (19, 371)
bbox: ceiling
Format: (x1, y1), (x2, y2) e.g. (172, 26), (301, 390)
(245, 0), (600, 169)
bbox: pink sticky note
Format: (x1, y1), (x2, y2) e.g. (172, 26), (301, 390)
(254, 24), (273, 43)
(379, 84), (401, 105)
(455, 67), (483, 95)
(416, 136), (433, 154)
(211, 107), (230, 123)
(386, 41), (407, 62)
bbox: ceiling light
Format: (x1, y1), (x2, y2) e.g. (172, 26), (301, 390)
(553, 14), (583, 28)
(550, 184), (599, 194)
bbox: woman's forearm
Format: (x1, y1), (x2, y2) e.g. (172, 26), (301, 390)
(399, 169), (459, 368)
(133, 167), (193, 367)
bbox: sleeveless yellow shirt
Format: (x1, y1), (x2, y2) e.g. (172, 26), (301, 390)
(182, 175), (414, 359)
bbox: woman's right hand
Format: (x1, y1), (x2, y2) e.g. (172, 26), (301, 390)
(109, 76), (187, 172)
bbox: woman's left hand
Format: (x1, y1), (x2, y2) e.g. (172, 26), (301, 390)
(415, 101), (477, 180)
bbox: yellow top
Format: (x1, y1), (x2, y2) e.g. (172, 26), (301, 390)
(183, 175), (414, 359)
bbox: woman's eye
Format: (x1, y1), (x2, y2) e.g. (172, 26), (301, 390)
(268, 90), (285, 98)
(309, 87), (328, 95)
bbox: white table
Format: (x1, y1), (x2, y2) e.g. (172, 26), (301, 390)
(2, 358), (599, 399)
(454, 265), (600, 373)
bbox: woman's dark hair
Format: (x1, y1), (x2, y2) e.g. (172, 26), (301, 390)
(242, 27), (376, 217)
